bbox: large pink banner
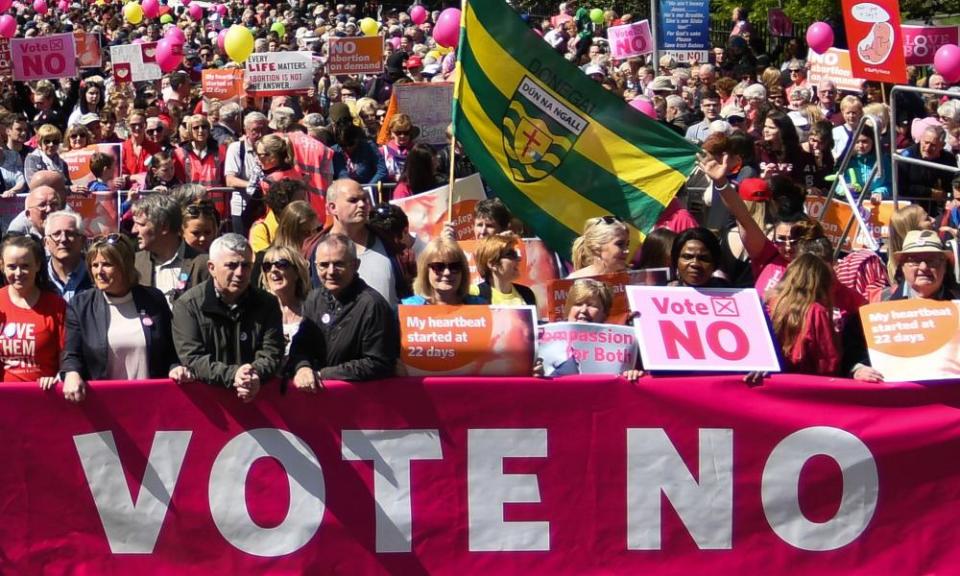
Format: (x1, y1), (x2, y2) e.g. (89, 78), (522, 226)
(3, 376), (960, 573)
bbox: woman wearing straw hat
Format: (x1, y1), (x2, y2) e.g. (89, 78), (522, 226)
(844, 230), (959, 382)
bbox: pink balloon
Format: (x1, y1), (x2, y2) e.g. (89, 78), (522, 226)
(156, 38), (182, 73)
(57, 0), (66, 10)
(0, 0), (11, 11)
(188, 4), (202, 21)
(217, 27), (228, 51)
(629, 98), (657, 119)
(434, 7), (460, 48)
(805, 21), (834, 54)
(935, 44), (960, 84)
(33, 0), (47, 15)
(410, 5), (427, 25)
(141, 0), (158, 19)
(182, 0), (190, 5)
(216, 4), (227, 16)
(0, 15), (15, 38)
(165, 26), (186, 45)
(389, 36), (401, 49)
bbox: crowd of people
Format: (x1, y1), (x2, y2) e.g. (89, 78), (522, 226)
(0, 0), (957, 399)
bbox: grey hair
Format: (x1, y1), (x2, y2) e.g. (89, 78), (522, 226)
(923, 124), (947, 143)
(43, 210), (83, 235)
(937, 100), (960, 123)
(132, 193), (182, 231)
(209, 233), (251, 261)
(171, 184), (208, 207)
(315, 232), (358, 262)
(243, 111), (268, 127)
(326, 178), (361, 204)
(743, 83), (767, 100)
(220, 102), (242, 122)
(665, 95), (687, 112)
(698, 63), (716, 75)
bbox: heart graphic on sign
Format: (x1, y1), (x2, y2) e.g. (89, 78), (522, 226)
(144, 47), (155, 57)
(116, 68), (129, 78)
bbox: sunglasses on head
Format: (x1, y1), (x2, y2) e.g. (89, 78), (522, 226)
(428, 261), (462, 274)
(597, 215), (623, 225)
(262, 258), (292, 272)
(184, 201), (217, 218)
(91, 233), (123, 248)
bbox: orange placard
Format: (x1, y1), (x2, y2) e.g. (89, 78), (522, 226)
(546, 269), (671, 324)
(326, 36), (384, 76)
(859, 299), (960, 381)
(398, 305), (536, 376)
(62, 144), (122, 186)
(202, 69), (246, 103)
(805, 195), (906, 251)
(390, 174), (486, 245)
(806, 48), (866, 93)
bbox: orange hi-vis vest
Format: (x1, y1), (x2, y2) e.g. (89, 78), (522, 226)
(285, 131), (334, 221)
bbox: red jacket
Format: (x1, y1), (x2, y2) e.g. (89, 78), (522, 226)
(174, 143), (226, 187)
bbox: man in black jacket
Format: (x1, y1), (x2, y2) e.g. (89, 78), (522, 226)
(172, 233), (284, 402)
(290, 233), (398, 391)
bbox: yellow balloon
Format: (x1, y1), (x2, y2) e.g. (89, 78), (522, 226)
(124, 2), (143, 24)
(359, 17), (378, 37)
(224, 25), (254, 63)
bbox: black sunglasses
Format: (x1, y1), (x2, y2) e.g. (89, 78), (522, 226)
(262, 258), (292, 272)
(184, 201), (218, 218)
(597, 215), (623, 225)
(428, 261), (463, 274)
(146, 128), (163, 135)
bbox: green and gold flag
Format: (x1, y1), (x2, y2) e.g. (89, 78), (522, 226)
(453, 0), (699, 256)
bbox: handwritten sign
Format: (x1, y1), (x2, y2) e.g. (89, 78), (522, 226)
(395, 82), (453, 146)
(626, 285), (780, 372)
(607, 20), (653, 60)
(245, 51), (315, 97)
(326, 36), (384, 75)
(12, 33), (77, 81)
(860, 299), (960, 382)
(805, 195), (906, 251)
(110, 43), (161, 82)
(398, 305), (536, 376)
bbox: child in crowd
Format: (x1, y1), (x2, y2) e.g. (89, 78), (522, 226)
(87, 152), (115, 193)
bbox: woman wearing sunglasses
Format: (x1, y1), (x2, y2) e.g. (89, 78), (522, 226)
(259, 246), (310, 359)
(60, 235), (190, 403)
(402, 238), (488, 305)
(24, 124), (75, 189)
(64, 124), (92, 151)
(469, 232), (537, 306)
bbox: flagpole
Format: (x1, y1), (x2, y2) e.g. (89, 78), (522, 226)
(447, 0), (468, 223)
(650, 0), (660, 75)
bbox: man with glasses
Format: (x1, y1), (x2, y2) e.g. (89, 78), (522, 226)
(211, 102), (242, 147)
(44, 211), (91, 302)
(131, 194), (209, 307)
(816, 81), (842, 126)
(290, 233), (397, 391)
(172, 233), (284, 400)
(685, 89), (721, 144)
(225, 111), (270, 234)
(18, 185), (63, 238)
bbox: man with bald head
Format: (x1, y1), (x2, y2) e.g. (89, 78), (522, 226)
(19, 185), (63, 237)
(4, 170), (71, 235)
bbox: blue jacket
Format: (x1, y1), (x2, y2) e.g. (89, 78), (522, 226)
(844, 152), (891, 199)
(332, 138), (387, 185)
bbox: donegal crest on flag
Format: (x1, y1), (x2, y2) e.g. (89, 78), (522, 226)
(453, 0), (699, 256)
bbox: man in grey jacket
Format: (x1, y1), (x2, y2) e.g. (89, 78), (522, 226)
(172, 234), (284, 402)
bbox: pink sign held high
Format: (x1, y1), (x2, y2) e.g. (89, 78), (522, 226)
(606, 20), (654, 60)
(11, 32), (77, 82)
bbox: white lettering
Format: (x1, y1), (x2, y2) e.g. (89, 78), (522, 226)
(342, 429), (443, 553)
(74, 430), (191, 553)
(209, 428), (325, 556)
(467, 428), (549, 551)
(762, 426), (878, 551)
(626, 428), (733, 549)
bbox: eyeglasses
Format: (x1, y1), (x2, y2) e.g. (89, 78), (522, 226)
(28, 200), (63, 211)
(146, 128), (163, 135)
(184, 201), (218, 218)
(129, 123), (144, 129)
(500, 250), (521, 260)
(262, 258), (292, 272)
(46, 229), (79, 241)
(69, 133), (84, 140)
(428, 261), (463, 274)
(596, 215), (623, 225)
(902, 254), (946, 268)
(393, 129), (411, 136)
(774, 236), (800, 246)
(192, 125), (210, 131)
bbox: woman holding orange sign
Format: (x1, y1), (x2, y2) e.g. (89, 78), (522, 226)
(402, 238), (488, 305)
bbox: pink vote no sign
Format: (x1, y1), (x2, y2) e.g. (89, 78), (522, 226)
(626, 286), (781, 372)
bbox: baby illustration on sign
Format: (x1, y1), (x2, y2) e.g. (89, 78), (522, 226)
(853, 2), (894, 65)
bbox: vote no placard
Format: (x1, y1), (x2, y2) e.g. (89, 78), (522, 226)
(626, 286), (780, 372)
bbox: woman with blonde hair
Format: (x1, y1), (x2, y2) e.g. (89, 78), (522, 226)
(273, 200), (320, 256)
(260, 245), (310, 359)
(768, 253), (840, 375)
(381, 113), (418, 181)
(65, 124), (93, 151)
(567, 216), (630, 278)
(403, 238), (487, 305)
(25, 124), (73, 186)
(887, 204), (934, 282)
(255, 133), (301, 193)
(469, 232), (537, 306)
(356, 97), (381, 139)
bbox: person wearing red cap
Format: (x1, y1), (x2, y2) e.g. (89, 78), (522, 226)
(405, 55), (424, 82)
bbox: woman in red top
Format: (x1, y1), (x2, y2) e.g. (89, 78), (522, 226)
(121, 109), (158, 178)
(0, 235), (66, 388)
(768, 253), (840, 375)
